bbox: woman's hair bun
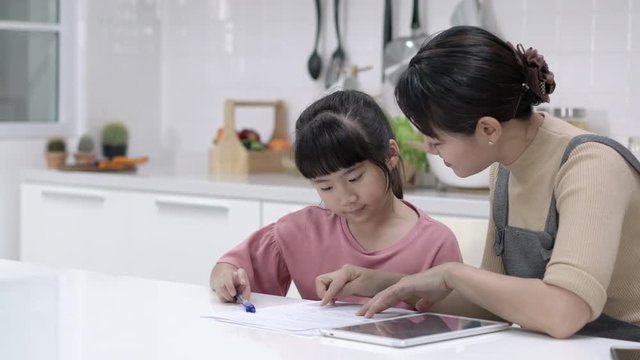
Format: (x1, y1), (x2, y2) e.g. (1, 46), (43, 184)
(508, 42), (556, 104)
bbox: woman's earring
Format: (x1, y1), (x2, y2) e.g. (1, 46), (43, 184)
(488, 140), (494, 145)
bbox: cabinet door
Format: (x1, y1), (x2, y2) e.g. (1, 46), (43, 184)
(430, 215), (488, 268)
(130, 193), (261, 285)
(21, 184), (262, 285)
(20, 184), (122, 272)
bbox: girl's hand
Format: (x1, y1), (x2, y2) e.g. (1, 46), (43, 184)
(211, 263), (252, 303)
(358, 263), (458, 317)
(315, 265), (404, 306)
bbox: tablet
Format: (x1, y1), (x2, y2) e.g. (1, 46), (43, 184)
(320, 312), (510, 348)
(611, 347), (640, 360)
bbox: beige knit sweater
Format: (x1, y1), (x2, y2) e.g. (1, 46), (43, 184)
(483, 113), (640, 324)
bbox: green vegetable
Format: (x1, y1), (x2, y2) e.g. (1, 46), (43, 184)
(388, 115), (429, 173)
(242, 139), (265, 151)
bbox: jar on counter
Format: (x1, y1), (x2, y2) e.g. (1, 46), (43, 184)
(553, 107), (590, 131)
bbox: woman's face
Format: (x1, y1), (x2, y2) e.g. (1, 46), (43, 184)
(423, 130), (493, 178)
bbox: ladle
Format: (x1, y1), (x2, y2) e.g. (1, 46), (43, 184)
(307, 0), (322, 80)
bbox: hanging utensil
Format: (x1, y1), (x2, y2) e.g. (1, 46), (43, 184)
(382, 0), (392, 80)
(307, 0), (323, 80)
(324, 0), (346, 89)
(383, 0), (392, 48)
(383, 0), (428, 85)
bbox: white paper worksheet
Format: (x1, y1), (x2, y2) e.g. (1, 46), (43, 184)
(204, 301), (414, 336)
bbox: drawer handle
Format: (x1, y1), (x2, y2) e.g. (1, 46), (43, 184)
(154, 196), (230, 211)
(41, 188), (106, 201)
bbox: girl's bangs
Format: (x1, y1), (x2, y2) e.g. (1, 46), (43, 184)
(295, 119), (370, 179)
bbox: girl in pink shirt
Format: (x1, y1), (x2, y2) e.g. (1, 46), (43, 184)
(210, 90), (461, 307)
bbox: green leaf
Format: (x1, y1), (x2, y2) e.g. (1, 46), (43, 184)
(388, 115), (429, 173)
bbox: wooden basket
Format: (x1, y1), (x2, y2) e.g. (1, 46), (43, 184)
(208, 99), (290, 177)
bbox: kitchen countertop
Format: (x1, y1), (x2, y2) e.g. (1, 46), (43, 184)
(21, 169), (490, 218)
(1, 259), (637, 360)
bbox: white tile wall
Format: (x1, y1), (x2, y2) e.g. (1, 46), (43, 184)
(557, 14), (594, 53)
(593, 12), (629, 52)
(82, 0), (640, 166)
(522, 13), (559, 54)
(84, 0), (163, 161)
(558, 0), (594, 14)
(594, 0), (628, 13)
(631, 14), (640, 51)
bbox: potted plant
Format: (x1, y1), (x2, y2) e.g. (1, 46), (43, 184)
(45, 136), (67, 169)
(75, 134), (97, 165)
(388, 115), (429, 186)
(101, 120), (129, 159)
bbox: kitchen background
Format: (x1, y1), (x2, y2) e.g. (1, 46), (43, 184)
(1, 0), (640, 259)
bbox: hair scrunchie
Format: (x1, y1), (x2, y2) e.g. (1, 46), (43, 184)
(507, 42), (556, 103)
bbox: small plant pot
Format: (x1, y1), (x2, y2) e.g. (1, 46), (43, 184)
(46, 152), (67, 169)
(102, 144), (127, 159)
(74, 152), (97, 166)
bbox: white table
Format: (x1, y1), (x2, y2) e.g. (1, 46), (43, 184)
(1, 259), (637, 360)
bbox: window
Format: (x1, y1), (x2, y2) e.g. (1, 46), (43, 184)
(0, 0), (77, 138)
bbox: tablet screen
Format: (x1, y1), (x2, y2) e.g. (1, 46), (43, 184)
(339, 313), (485, 339)
(320, 313), (510, 347)
(611, 347), (640, 360)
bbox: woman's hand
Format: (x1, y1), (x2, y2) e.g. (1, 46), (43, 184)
(315, 265), (404, 306)
(210, 263), (252, 303)
(358, 263), (459, 317)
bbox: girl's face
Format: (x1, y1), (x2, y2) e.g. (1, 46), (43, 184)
(311, 161), (391, 224)
(423, 129), (493, 178)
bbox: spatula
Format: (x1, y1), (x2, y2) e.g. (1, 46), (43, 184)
(324, 0), (345, 89)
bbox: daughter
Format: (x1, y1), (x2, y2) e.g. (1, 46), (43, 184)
(210, 90), (461, 306)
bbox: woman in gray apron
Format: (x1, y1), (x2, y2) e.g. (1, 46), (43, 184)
(314, 26), (640, 341)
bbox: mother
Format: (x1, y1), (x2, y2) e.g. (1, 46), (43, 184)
(315, 26), (640, 341)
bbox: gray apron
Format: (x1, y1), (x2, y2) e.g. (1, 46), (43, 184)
(493, 134), (640, 341)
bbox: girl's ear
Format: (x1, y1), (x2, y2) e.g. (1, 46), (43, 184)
(476, 116), (502, 145)
(386, 139), (401, 170)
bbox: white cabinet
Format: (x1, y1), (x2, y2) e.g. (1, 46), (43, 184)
(20, 179), (489, 289)
(20, 184), (125, 272)
(430, 215), (488, 268)
(20, 183), (260, 285)
(129, 193), (260, 284)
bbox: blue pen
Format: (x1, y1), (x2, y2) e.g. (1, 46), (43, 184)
(236, 294), (256, 313)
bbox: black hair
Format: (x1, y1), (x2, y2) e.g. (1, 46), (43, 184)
(395, 26), (552, 138)
(294, 90), (404, 199)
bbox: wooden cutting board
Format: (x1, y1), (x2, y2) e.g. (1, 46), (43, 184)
(59, 163), (137, 173)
